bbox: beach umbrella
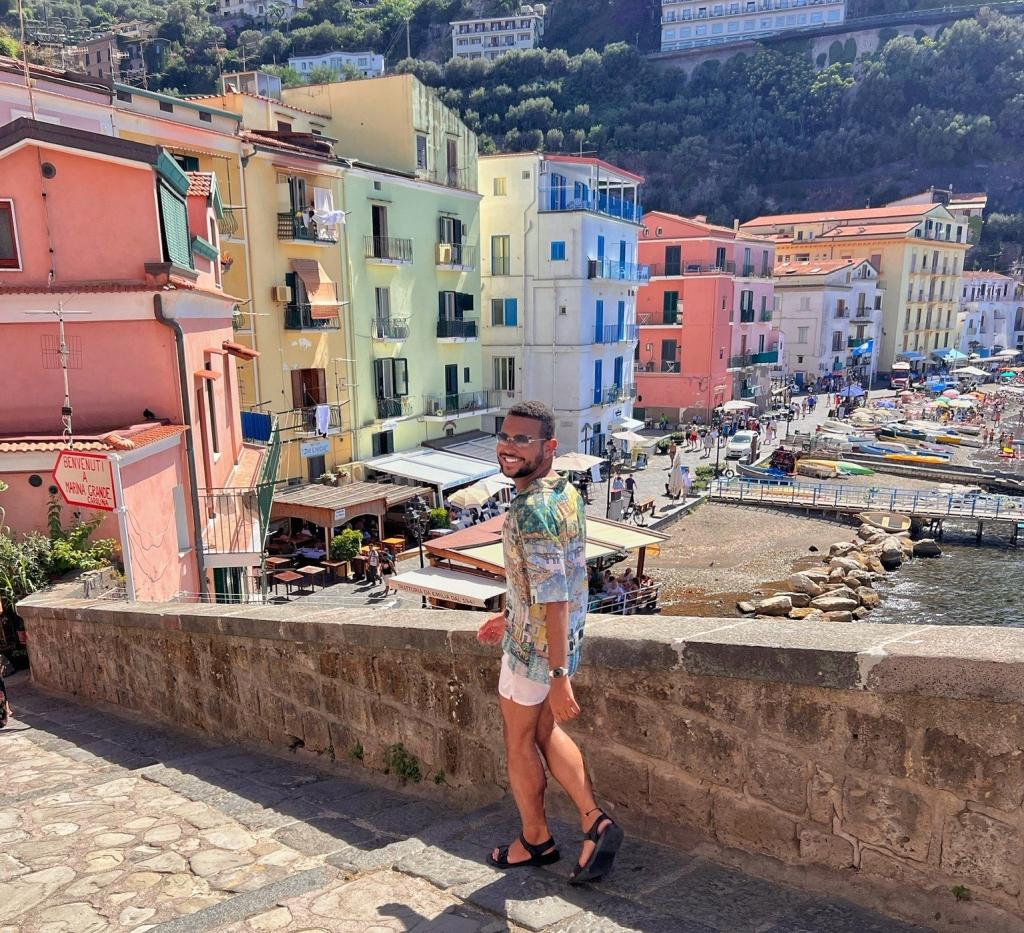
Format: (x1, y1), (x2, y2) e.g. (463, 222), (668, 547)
(952, 366), (988, 378)
(611, 430), (657, 448)
(933, 398), (951, 407)
(1002, 371), (1016, 379)
(942, 389), (959, 398)
(719, 399), (756, 412)
(840, 384), (865, 398)
(949, 398), (975, 409)
(447, 486), (492, 510)
(553, 452), (605, 472)
(996, 348), (1019, 358)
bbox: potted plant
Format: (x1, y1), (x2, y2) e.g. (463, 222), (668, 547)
(428, 507), (450, 529)
(318, 472), (338, 486)
(330, 529), (362, 562)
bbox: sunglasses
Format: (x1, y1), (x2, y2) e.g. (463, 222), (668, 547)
(496, 432), (550, 446)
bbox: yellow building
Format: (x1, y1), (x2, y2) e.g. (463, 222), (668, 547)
(741, 203), (969, 377)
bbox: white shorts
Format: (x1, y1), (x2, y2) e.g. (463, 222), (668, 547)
(498, 655), (550, 706)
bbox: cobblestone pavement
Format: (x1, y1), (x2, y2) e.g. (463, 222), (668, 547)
(0, 672), (931, 933)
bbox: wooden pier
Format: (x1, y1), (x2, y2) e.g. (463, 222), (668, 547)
(709, 478), (1024, 546)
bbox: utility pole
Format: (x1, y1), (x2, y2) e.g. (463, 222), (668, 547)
(405, 17), (411, 60)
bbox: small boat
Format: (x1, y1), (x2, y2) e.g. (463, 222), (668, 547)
(858, 511), (912, 533)
(797, 460), (838, 478)
(883, 452), (951, 464)
(799, 458), (874, 476)
(856, 442), (912, 455)
(737, 461), (793, 484)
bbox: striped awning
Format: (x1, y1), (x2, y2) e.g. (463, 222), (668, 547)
(291, 259), (339, 320)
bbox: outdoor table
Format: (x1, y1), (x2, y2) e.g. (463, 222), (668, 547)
(322, 559), (348, 582)
(295, 547), (327, 560)
(350, 555), (367, 579)
(273, 570), (304, 597)
(382, 536), (406, 554)
(265, 556), (292, 570)
(295, 565), (326, 591)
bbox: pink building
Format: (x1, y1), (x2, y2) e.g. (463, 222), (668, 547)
(0, 118), (272, 603)
(634, 212), (781, 423)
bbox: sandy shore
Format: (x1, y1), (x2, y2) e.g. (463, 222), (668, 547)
(655, 502), (846, 617)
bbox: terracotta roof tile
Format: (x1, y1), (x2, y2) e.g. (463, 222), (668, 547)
(0, 423), (186, 454)
(743, 204), (935, 227)
(774, 259), (858, 276)
(0, 282), (186, 295)
(815, 221), (923, 239)
(186, 171), (214, 197)
(188, 91), (330, 120)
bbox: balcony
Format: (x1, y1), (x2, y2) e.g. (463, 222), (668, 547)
(729, 354), (753, 369)
(638, 311), (682, 326)
(277, 212), (337, 244)
(759, 310), (773, 322)
(364, 235), (413, 264)
(284, 303), (341, 330)
(371, 317), (410, 342)
(600, 382), (636, 405)
(436, 242), (477, 270)
(738, 311), (755, 324)
(436, 317), (479, 342)
(281, 404), (344, 438)
(198, 422), (280, 568)
(853, 306), (873, 319)
(834, 307), (848, 319)
(594, 323), (640, 344)
(648, 260), (735, 277)
(538, 184), (643, 224)
(848, 337), (869, 349)
(751, 350), (779, 365)
(423, 389), (501, 421)
(375, 396), (417, 421)
(587, 258), (651, 284)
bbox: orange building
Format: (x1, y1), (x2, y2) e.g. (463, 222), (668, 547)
(0, 119), (273, 602)
(634, 212), (781, 423)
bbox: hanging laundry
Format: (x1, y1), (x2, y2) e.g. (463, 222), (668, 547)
(315, 404), (332, 437)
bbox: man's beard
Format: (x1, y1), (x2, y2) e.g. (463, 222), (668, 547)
(500, 450), (546, 478)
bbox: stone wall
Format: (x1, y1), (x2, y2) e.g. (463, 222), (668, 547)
(17, 593), (1024, 931)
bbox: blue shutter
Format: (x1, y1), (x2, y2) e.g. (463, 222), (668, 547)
(616, 301), (625, 341)
(505, 298), (518, 326)
(158, 183), (193, 270)
(595, 300), (604, 342)
(593, 359), (602, 405)
(597, 236), (605, 261)
(613, 356), (623, 388)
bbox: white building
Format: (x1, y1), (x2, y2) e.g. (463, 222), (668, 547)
(956, 271), (1022, 358)
(287, 51), (385, 79)
(216, 0), (304, 23)
(477, 153), (646, 456)
(660, 0), (845, 51)
(773, 258), (883, 389)
(451, 6), (545, 62)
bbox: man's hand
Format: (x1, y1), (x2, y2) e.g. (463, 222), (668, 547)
(548, 677), (580, 723)
(476, 613), (505, 645)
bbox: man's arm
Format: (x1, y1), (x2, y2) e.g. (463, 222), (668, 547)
(544, 599), (580, 722)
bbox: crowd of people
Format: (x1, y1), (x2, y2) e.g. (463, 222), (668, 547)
(587, 565), (657, 614)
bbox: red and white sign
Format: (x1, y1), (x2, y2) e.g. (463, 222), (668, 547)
(52, 449), (117, 512)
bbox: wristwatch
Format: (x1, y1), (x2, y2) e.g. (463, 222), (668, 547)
(549, 667), (569, 679)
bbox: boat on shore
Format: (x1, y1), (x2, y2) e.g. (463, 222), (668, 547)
(857, 511), (912, 533)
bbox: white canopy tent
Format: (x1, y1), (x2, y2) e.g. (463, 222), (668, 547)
(389, 566), (507, 607)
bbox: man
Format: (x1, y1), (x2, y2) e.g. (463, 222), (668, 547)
(624, 474), (637, 507)
(477, 400), (623, 884)
(610, 473), (625, 502)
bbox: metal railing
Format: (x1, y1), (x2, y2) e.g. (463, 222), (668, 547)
(364, 235), (413, 263)
(709, 477), (1024, 521)
(751, 350), (779, 364)
(436, 242), (477, 268)
(587, 258), (651, 283)
(594, 323), (639, 344)
(588, 583), (661, 615)
(376, 396), (416, 420)
(436, 317), (479, 340)
(759, 310), (773, 322)
(602, 382), (635, 404)
(738, 311), (755, 324)
(285, 303), (340, 330)
(648, 260), (736, 277)
(729, 354), (752, 368)
(848, 337), (869, 348)
(282, 404), (344, 437)
(277, 212), (337, 243)
(371, 317), (411, 341)
(538, 184), (643, 223)
(423, 389), (501, 417)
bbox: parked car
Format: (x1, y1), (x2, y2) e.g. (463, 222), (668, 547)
(725, 430), (759, 461)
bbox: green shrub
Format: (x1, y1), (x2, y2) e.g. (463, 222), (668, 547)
(384, 743), (422, 783)
(330, 529), (363, 561)
(428, 507), (450, 529)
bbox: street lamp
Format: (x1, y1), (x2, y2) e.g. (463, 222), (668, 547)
(404, 496), (432, 607)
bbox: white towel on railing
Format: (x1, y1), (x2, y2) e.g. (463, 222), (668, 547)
(315, 404), (331, 437)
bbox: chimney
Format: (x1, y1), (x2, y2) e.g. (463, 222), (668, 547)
(695, 214), (707, 223)
(733, 219), (739, 231)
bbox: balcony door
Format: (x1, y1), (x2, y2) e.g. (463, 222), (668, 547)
(445, 363), (459, 411)
(371, 204), (388, 256)
(291, 368), (326, 409)
(665, 245), (681, 277)
(288, 175), (307, 214)
(549, 173), (567, 210)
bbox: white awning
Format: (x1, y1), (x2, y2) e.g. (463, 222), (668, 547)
(366, 448), (499, 491)
(611, 416), (644, 431)
(390, 566), (506, 607)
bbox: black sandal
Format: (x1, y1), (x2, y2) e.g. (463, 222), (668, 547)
(487, 834), (560, 869)
(568, 810), (623, 885)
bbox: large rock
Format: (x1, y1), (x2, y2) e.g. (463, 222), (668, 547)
(754, 595), (792, 616)
(829, 556), (864, 573)
(828, 567), (847, 583)
(829, 542), (858, 558)
(787, 573), (824, 597)
(879, 550), (903, 571)
(857, 587), (882, 609)
(737, 600), (756, 614)
(789, 607), (818, 620)
(852, 607), (871, 620)
(914, 538), (942, 558)
(857, 524), (885, 542)
(803, 569), (830, 583)
(846, 570), (873, 589)
(810, 594), (860, 612)
(777, 592), (811, 608)
(867, 557), (886, 574)
(825, 611), (854, 623)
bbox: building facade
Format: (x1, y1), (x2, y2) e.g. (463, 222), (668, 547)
(955, 271), (1021, 358)
(773, 258), (882, 389)
(477, 153), (644, 455)
(451, 6), (545, 61)
(215, 0), (305, 24)
(0, 117), (271, 603)
(741, 203), (969, 379)
(635, 211), (781, 422)
(660, 0), (845, 51)
(287, 51), (385, 79)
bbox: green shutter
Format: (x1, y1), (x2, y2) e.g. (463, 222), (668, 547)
(158, 183), (193, 270)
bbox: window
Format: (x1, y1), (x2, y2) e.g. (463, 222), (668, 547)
(593, 359), (603, 405)
(205, 377), (220, 455)
(663, 291), (679, 323)
(661, 339), (678, 372)
(664, 245), (681, 277)
(491, 235), (511, 275)
(493, 356), (516, 391)
(173, 485), (190, 552)
(372, 430), (395, 457)
(291, 368), (327, 408)
(199, 111), (212, 123)
(373, 358), (408, 398)
(0, 201), (20, 269)
(416, 134), (428, 170)
(493, 176), (507, 196)
(116, 89), (132, 102)
(797, 326), (809, 344)
(491, 298), (518, 326)
(277, 120), (292, 132)
(159, 100), (174, 113)
(550, 241), (566, 261)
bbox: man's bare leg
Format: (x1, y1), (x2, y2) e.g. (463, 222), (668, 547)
(491, 695), (557, 864)
(535, 700), (612, 868)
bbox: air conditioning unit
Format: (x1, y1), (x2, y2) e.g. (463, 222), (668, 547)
(437, 243), (453, 264)
(271, 285), (292, 303)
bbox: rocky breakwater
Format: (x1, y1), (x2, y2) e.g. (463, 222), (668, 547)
(738, 523), (942, 622)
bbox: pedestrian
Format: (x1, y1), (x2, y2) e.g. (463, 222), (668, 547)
(611, 473), (625, 502)
(379, 548), (396, 595)
(765, 420), (776, 446)
(667, 447), (685, 499)
(365, 544), (381, 587)
(667, 440), (677, 464)
(701, 430), (713, 459)
(0, 653), (11, 729)
(477, 401), (623, 882)
(624, 474), (636, 506)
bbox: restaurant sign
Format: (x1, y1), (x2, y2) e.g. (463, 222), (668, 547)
(52, 450), (116, 511)
(300, 439), (330, 459)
